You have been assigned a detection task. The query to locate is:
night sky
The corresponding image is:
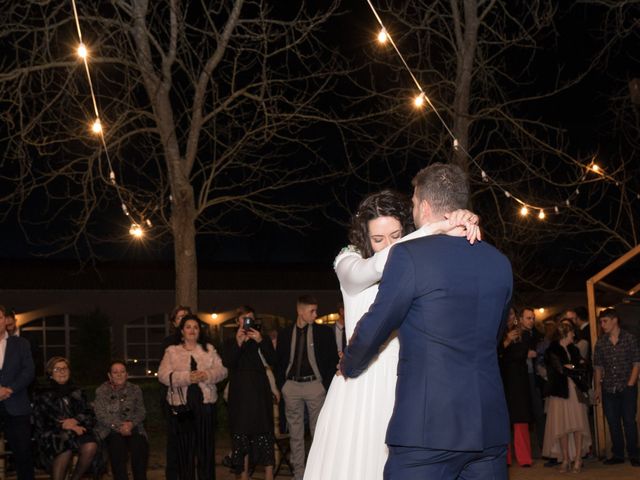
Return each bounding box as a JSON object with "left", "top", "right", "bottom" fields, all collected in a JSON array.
[{"left": 1, "top": 2, "right": 638, "bottom": 287}]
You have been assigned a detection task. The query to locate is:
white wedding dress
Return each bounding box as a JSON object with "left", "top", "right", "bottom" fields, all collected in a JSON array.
[{"left": 304, "top": 226, "right": 432, "bottom": 480}]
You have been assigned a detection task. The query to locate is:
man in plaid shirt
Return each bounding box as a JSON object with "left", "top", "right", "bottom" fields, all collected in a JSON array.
[{"left": 593, "top": 308, "right": 640, "bottom": 467}]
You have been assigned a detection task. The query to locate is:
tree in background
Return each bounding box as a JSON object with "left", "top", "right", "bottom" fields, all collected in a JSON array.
[
  {"left": 341, "top": 0, "right": 639, "bottom": 288},
  {"left": 0, "top": 0, "right": 350, "bottom": 308}
]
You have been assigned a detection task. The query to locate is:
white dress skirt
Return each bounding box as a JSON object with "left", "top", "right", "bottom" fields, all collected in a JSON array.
[{"left": 304, "top": 226, "right": 433, "bottom": 480}]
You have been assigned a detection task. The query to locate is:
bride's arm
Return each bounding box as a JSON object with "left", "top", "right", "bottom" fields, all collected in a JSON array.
[
  {"left": 336, "top": 209, "right": 479, "bottom": 296},
  {"left": 335, "top": 225, "right": 439, "bottom": 297}
]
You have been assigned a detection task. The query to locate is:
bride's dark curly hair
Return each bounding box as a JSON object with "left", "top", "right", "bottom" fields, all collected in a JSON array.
[{"left": 348, "top": 190, "right": 415, "bottom": 259}]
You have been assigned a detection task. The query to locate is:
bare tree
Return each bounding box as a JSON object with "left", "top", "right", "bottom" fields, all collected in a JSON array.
[
  {"left": 0, "top": 0, "right": 351, "bottom": 308},
  {"left": 343, "top": 0, "right": 639, "bottom": 288}
]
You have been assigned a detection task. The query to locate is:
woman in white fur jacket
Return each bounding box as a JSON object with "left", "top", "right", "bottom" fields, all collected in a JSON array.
[{"left": 159, "top": 314, "right": 228, "bottom": 480}]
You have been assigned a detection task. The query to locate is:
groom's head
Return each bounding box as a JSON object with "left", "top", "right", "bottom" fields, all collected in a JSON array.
[{"left": 412, "top": 162, "right": 469, "bottom": 228}]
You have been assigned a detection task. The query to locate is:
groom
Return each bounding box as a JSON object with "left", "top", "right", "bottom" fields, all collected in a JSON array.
[{"left": 341, "top": 163, "right": 512, "bottom": 479}]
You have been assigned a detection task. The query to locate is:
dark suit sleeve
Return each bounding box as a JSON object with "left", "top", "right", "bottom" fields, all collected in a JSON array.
[
  {"left": 6, "top": 339, "right": 35, "bottom": 393},
  {"left": 341, "top": 244, "right": 415, "bottom": 378}
]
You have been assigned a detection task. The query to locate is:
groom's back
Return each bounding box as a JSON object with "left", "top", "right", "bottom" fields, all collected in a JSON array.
[{"left": 387, "top": 234, "right": 512, "bottom": 451}]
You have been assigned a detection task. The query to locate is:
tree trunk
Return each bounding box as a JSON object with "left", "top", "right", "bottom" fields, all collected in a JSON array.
[
  {"left": 451, "top": 0, "right": 480, "bottom": 177},
  {"left": 172, "top": 185, "right": 198, "bottom": 311}
]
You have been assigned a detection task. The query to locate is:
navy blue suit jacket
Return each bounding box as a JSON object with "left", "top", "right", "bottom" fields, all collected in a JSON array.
[
  {"left": 0, "top": 335, "right": 35, "bottom": 416},
  {"left": 342, "top": 235, "right": 512, "bottom": 451}
]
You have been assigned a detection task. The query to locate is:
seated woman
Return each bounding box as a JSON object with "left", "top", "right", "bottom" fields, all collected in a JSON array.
[
  {"left": 94, "top": 360, "right": 148, "bottom": 480},
  {"left": 33, "top": 357, "right": 100, "bottom": 480},
  {"left": 158, "top": 314, "right": 228, "bottom": 480}
]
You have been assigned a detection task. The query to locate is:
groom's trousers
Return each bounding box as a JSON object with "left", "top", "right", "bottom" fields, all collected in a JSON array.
[{"left": 384, "top": 444, "right": 508, "bottom": 480}]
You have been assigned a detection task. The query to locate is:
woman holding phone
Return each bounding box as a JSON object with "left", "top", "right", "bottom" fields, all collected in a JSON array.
[{"left": 223, "top": 306, "right": 277, "bottom": 480}]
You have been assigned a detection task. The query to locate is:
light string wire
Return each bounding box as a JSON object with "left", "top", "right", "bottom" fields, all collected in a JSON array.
[
  {"left": 71, "top": 0, "right": 146, "bottom": 237},
  {"left": 365, "top": 0, "right": 634, "bottom": 218}
]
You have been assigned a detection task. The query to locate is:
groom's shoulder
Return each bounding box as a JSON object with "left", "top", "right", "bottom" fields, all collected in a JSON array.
[{"left": 403, "top": 235, "right": 510, "bottom": 264}]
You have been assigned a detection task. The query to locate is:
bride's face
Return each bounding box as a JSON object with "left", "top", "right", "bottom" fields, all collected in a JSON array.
[{"left": 368, "top": 216, "right": 403, "bottom": 253}]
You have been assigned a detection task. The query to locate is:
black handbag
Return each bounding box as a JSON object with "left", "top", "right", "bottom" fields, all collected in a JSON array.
[{"left": 169, "top": 372, "right": 194, "bottom": 422}]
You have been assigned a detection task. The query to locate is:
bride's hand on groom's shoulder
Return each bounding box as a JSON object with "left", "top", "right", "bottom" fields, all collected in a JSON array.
[{"left": 440, "top": 209, "right": 482, "bottom": 244}]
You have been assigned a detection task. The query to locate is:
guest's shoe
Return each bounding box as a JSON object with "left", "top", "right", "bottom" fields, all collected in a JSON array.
[
  {"left": 559, "top": 461, "right": 570, "bottom": 473},
  {"left": 630, "top": 458, "right": 640, "bottom": 467},
  {"left": 603, "top": 457, "right": 624, "bottom": 465},
  {"left": 544, "top": 458, "right": 560, "bottom": 467},
  {"left": 572, "top": 459, "right": 582, "bottom": 473}
]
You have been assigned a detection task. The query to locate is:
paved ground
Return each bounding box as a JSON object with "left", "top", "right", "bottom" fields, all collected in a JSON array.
[{"left": 140, "top": 447, "right": 640, "bottom": 480}]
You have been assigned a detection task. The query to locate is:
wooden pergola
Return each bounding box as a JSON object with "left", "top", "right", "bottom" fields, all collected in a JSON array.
[{"left": 586, "top": 244, "right": 640, "bottom": 457}]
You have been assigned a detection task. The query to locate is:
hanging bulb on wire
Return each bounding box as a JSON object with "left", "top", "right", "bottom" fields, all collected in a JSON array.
[
  {"left": 538, "top": 210, "right": 545, "bottom": 220},
  {"left": 91, "top": 119, "right": 102, "bottom": 134},
  {"left": 77, "top": 43, "right": 88, "bottom": 59},
  {"left": 377, "top": 28, "right": 389, "bottom": 44},
  {"left": 520, "top": 206, "right": 529, "bottom": 217},
  {"left": 414, "top": 92, "right": 426, "bottom": 108},
  {"left": 129, "top": 223, "right": 144, "bottom": 238}
]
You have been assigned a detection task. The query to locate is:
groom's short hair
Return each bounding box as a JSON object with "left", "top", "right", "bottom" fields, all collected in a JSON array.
[{"left": 412, "top": 162, "right": 469, "bottom": 214}]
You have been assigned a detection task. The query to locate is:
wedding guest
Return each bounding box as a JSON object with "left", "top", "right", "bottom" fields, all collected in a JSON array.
[
  {"left": 593, "top": 308, "right": 640, "bottom": 467},
  {"left": 33, "top": 357, "right": 100, "bottom": 480},
  {"left": 542, "top": 322, "right": 591, "bottom": 472},
  {"left": 0, "top": 305, "right": 35, "bottom": 480},
  {"left": 158, "top": 314, "right": 228, "bottom": 480},
  {"left": 95, "top": 361, "right": 148, "bottom": 480},
  {"left": 223, "top": 306, "right": 276, "bottom": 480},
  {"left": 500, "top": 308, "right": 533, "bottom": 467},
  {"left": 161, "top": 305, "right": 191, "bottom": 480},
  {"left": 275, "top": 296, "right": 338, "bottom": 480}
]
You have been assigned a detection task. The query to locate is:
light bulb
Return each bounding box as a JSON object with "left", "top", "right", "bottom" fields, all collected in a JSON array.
[
  {"left": 538, "top": 210, "right": 545, "bottom": 220},
  {"left": 91, "top": 119, "right": 102, "bottom": 134},
  {"left": 77, "top": 43, "right": 88, "bottom": 59},
  {"left": 377, "top": 28, "right": 388, "bottom": 44},
  {"left": 414, "top": 93, "right": 425, "bottom": 108},
  {"left": 211, "top": 313, "right": 218, "bottom": 320},
  {"left": 129, "top": 223, "right": 144, "bottom": 238},
  {"left": 520, "top": 206, "right": 529, "bottom": 216}
]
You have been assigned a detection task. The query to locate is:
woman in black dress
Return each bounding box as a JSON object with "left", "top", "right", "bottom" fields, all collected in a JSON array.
[
  {"left": 223, "top": 306, "right": 276, "bottom": 480},
  {"left": 499, "top": 308, "right": 534, "bottom": 467},
  {"left": 33, "top": 356, "right": 100, "bottom": 480}
]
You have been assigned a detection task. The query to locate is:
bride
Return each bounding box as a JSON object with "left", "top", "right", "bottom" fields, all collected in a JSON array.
[{"left": 304, "top": 189, "right": 479, "bottom": 479}]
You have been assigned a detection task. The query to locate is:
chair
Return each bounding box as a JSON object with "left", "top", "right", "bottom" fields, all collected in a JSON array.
[{"left": 273, "top": 403, "right": 293, "bottom": 477}]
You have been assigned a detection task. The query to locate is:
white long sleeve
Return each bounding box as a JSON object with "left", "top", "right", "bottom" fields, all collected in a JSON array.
[{"left": 334, "top": 224, "right": 436, "bottom": 297}]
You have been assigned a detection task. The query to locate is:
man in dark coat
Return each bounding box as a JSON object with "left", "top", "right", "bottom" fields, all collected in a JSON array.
[
  {"left": 0, "top": 304, "right": 35, "bottom": 480},
  {"left": 276, "top": 295, "right": 338, "bottom": 480}
]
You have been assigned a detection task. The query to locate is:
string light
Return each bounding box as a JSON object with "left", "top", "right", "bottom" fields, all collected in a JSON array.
[
  {"left": 129, "top": 223, "right": 144, "bottom": 238},
  {"left": 520, "top": 206, "right": 529, "bottom": 216},
  {"left": 77, "top": 43, "right": 88, "bottom": 59},
  {"left": 71, "top": 0, "right": 147, "bottom": 236},
  {"left": 363, "top": 0, "right": 627, "bottom": 218},
  {"left": 91, "top": 119, "right": 102, "bottom": 134},
  {"left": 377, "top": 28, "right": 389, "bottom": 44}
]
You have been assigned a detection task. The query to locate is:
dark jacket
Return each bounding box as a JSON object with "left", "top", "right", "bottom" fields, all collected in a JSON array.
[
  {"left": 500, "top": 333, "right": 533, "bottom": 423},
  {"left": 544, "top": 341, "right": 585, "bottom": 399},
  {"left": 276, "top": 323, "right": 338, "bottom": 392},
  {"left": 341, "top": 235, "right": 513, "bottom": 451},
  {"left": 0, "top": 335, "right": 35, "bottom": 416}
]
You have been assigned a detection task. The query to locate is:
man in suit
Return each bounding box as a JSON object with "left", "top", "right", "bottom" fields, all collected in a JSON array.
[
  {"left": 341, "top": 163, "right": 512, "bottom": 480},
  {"left": 276, "top": 295, "right": 338, "bottom": 480},
  {"left": 0, "top": 305, "right": 35, "bottom": 480}
]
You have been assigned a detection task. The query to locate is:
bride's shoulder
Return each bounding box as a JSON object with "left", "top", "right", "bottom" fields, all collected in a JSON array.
[{"left": 333, "top": 245, "right": 361, "bottom": 268}]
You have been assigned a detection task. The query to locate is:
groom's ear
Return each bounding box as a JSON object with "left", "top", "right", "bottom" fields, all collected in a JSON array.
[{"left": 419, "top": 198, "right": 433, "bottom": 223}]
